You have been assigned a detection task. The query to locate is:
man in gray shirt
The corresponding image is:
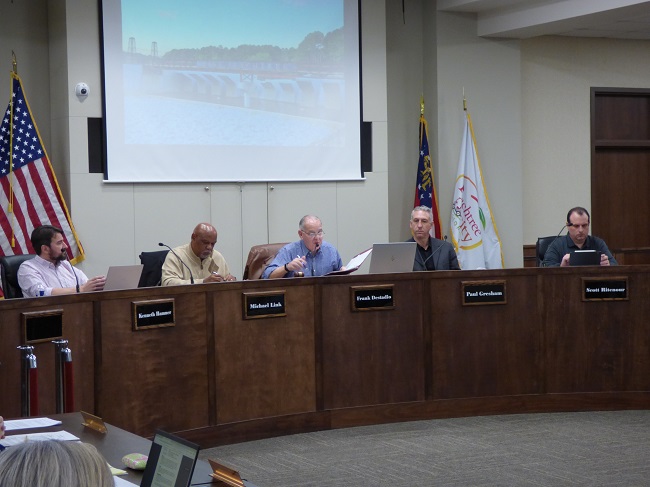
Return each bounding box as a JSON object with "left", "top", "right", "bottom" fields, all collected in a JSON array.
[{"left": 543, "top": 206, "right": 617, "bottom": 267}]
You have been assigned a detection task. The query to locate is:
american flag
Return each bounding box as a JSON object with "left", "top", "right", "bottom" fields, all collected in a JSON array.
[
  {"left": 0, "top": 72, "right": 84, "bottom": 263},
  {"left": 413, "top": 113, "right": 442, "bottom": 239}
]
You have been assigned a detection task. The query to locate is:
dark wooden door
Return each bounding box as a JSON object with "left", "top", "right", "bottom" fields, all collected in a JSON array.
[{"left": 591, "top": 88, "right": 650, "bottom": 263}]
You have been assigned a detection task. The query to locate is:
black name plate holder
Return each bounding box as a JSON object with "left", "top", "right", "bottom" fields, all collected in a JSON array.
[
  {"left": 582, "top": 277, "right": 628, "bottom": 301},
  {"left": 22, "top": 309, "right": 64, "bottom": 344},
  {"left": 351, "top": 285, "right": 395, "bottom": 311},
  {"left": 462, "top": 280, "right": 507, "bottom": 306},
  {"left": 132, "top": 299, "right": 175, "bottom": 330},
  {"left": 243, "top": 291, "right": 287, "bottom": 319}
]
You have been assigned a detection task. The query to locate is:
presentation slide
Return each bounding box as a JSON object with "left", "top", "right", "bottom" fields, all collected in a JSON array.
[{"left": 101, "top": 0, "right": 362, "bottom": 182}]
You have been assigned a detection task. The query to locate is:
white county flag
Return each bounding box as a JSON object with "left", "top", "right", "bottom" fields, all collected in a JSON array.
[{"left": 450, "top": 112, "right": 503, "bottom": 269}]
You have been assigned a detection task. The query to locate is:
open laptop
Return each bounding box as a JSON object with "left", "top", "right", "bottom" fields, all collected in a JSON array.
[
  {"left": 103, "top": 264, "right": 144, "bottom": 291},
  {"left": 140, "top": 430, "right": 200, "bottom": 487},
  {"left": 569, "top": 250, "right": 601, "bottom": 266},
  {"left": 368, "top": 242, "right": 416, "bottom": 274}
]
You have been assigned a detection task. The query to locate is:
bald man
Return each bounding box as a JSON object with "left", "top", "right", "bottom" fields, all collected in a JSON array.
[{"left": 161, "top": 223, "right": 236, "bottom": 286}]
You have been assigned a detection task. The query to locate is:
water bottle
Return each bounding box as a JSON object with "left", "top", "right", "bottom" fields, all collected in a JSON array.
[{"left": 35, "top": 284, "right": 45, "bottom": 297}]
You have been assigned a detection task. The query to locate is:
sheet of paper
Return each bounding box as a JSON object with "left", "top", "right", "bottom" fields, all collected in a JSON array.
[
  {"left": 4, "top": 417, "right": 62, "bottom": 431},
  {"left": 346, "top": 248, "right": 372, "bottom": 270},
  {"left": 114, "top": 476, "right": 139, "bottom": 486},
  {"left": 0, "top": 430, "right": 79, "bottom": 447}
]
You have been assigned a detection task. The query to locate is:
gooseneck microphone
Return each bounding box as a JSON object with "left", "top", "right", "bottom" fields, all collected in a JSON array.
[
  {"left": 420, "top": 236, "right": 446, "bottom": 270},
  {"left": 61, "top": 248, "right": 80, "bottom": 293},
  {"left": 159, "top": 242, "right": 194, "bottom": 284}
]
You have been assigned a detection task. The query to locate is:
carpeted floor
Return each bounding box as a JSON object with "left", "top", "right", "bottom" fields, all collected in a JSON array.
[{"left": 199, "top": 410, "right": 650, "bottom": 486}]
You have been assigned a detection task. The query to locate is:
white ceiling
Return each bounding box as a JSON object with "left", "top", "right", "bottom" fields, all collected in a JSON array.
[{"left": 437, "top": 0, "right": 650, "bottom": 39}]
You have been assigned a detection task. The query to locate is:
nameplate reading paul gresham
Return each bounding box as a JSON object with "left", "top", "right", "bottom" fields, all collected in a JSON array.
[
  {"left": 243, "top": 291, "right": 286, "bottom": 319},
  {"left": 132, "top": 299, "right": 175, "bottom": 330},
  {"left": 351, "top": 285, "right": 394, "bottom": 311},
  {"left": 582, "top": 277, "right": 628, "bottom": 301},
  {"left": 462, "top": 281, "right": 507, "bottom": 306}
]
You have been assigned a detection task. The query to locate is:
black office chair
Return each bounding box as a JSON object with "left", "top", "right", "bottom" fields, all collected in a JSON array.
[
  {"left": 138, "top": 250, "right": 169, "bottom": 287},
  {"left": 0, "top": 254, "right": 37, "bottom": 298},
  {"left": 535, "top": 236, "right": 557, "bottom": 267}
]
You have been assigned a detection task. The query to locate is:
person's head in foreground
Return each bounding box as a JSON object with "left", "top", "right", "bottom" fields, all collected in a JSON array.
[{"left": 0, "top": 440, "right": 113, "bottom": 487}]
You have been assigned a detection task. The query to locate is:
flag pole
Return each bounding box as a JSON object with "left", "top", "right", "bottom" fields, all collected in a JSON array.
[{"left": 8, "top": 53, "right": 18, "bottom": 247}]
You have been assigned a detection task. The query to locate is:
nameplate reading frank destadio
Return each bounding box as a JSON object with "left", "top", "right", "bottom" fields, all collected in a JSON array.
[
  {"left": 243, "top": 291, "right": 286, "bottom": 319},
  {"left": 582, "top": 277, "right": 628, "bottom": 301},
  {"left": 132, "top": 299, "right": 175, "bottom": 330},
  {"left": 351, "top": 285, "right": 394, "bottom": 311},
  {"left": 462, "top": 281, "right": 507, "bottom": 306}
]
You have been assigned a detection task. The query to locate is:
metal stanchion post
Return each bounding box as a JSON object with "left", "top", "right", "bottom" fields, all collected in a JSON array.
[
  {"left": 17, "top": 345, "right": 38, "bottom": 417},
  {"left": 52, "top": 339, "right": 73, "bottom": 413}
]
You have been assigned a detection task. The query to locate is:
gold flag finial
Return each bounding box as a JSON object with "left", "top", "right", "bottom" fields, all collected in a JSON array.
[
  {"left": 420, "top": 95, "right": 425, "bottom": 116},
  {"left": 12, "top": 51, "right": 17, "bottom": 74},
  {"left": 463, "top": 87, "right": 467, "bottom": 111}
]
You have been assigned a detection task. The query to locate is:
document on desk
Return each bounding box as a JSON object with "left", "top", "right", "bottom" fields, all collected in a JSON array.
[
  {"left": 0, "top": 430, "right": 79, "bottom": 447},
  {"left": 326, "top": 248, "right": 372, "bottom": 275},
  {"left": 4, "top": 417, "right": 62, "bottom": 431},
  {"left": 114, "top": 476, "right": 138, "bottom": 486}
]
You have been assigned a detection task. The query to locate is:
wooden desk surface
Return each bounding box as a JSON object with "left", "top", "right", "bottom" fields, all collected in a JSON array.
[{"left": 2, "top": 267, "right": 650, "bottom": 448}]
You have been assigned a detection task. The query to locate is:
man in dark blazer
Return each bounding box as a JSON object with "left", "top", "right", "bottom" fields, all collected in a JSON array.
[{"left": 408, "top": 206, "right": 460, "bottom": 271}]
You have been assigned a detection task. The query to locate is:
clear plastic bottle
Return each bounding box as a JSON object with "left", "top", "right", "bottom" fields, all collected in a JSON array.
[{"left": 35, "top": 284, "right": 45, "bottom": 297}]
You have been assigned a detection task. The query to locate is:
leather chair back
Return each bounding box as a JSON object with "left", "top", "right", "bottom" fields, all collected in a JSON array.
[
  {"left": 138, "top": 250, "right": 169, "bottom": 287},
  {"left": 0, "top": 254, "right": 37, "bottom": 298},
  {"left": 536, "top": 236, "right": 557, "bottom": 267},
  {"left": 243, "top": 243, "right": 288, "bottom": 280}
]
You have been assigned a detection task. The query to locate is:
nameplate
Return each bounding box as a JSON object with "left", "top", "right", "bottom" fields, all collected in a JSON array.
[
  {"left": 132, "top": 299, "right": 175, "bottom": 330},
  {"left": 582, "top": 277, "right": 628, "bottom": 301},
  {"left": 22, "top": 309, "right": 64, "bottom": 344},
  {"left": 351, "top": 285, "right": 394, "bottom": 311},
  {"left": 243, "top": 291, "right": 286, "bottom": 319},
  {"left": 462, "top": 281, "right": 507, "bottom": 306}
]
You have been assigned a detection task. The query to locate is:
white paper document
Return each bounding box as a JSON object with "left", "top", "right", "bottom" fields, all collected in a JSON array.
[
  {"left": 4, "top": 417, "right": 62, "bottom": 431},
  {"left": 0, "top": 430, "right": 79, "bottom": 447}
]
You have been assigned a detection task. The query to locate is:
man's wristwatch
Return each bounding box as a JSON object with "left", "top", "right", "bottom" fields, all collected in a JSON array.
[{"left": 284, "top": 263, "right": 289, "bottom": 273}]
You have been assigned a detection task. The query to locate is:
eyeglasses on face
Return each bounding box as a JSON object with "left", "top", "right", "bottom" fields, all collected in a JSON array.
[{"left": 303, "top": 230, "right": 324, "bottom": 238}]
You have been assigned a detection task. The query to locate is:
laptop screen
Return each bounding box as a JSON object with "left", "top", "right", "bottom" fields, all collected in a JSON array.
[
  {"left": 103, "top": 264, "right": 144, "bottom": 291},
  {"left": 368, "top": 242, "right": 416, "bottom": 274},
  {"left": 140, "top": 430, "right": 200, "bottom": 487}
]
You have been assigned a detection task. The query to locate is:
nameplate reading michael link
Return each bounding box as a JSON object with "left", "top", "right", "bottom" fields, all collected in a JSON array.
[
  {"left": 243, "top": 291, "right": 286, "bottom": 319},
  {"left": 351, "top": 285, "right": 394, "bottom": 311},
  {"left": 462, "top": 281, "right": 507, "bottom": 306},
  {"left": 132, "top": 299, "right": 175, "bottom": 330},
  {"left": 582, "top": 277, "right": 628, "bottom": 301}
]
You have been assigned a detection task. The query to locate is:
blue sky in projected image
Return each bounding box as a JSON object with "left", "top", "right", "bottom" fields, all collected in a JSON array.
[{"left": 122, "top": 0, "right": 343, "bottom": 55}]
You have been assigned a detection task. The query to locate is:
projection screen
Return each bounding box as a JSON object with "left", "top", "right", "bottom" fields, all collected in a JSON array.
[{"left": 100, "top": 0, "right": 362, "bottom": 182}]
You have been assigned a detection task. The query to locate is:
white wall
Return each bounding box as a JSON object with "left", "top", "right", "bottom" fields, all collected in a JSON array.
[
  {"left": 49, "top": 0, "right": 389, "bottom": 279},
  {"left": 435, "top": 11, "right": 523, "bottom": 268},
  {"left": 521, "top": 35, "right": 650, "bottom": 243}
]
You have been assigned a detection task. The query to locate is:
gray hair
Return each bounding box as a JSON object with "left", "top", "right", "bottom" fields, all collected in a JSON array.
[
  {"left": 411, "top": 206, "right": 433, "bottom": 221},
  {"left": 0, "top": 440, "right": 113, "bottom": 487},
  {"left": 299, "top": 215, "right": 321, "bottom": 231}
]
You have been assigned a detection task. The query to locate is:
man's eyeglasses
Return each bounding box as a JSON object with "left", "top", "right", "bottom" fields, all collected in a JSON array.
[{"left": 304, "top": 230, "right": 324, "bottom": 238}]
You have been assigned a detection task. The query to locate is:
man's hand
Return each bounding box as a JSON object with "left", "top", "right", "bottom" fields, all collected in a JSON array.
[
  {"left": 81, "top": 276, "right": 106, "bottom": 292},
  {"left": 560, "top": 254, "right": 571, "bottom": 267},
  {"left": 204, "top": 272, "right": 237, "bottom": 283},
  {"left": 600, "top": 254, "right": 611, "bottom": 266},
  {"left": 286, "top": 256, "right": 307, "bottom": 272}
]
